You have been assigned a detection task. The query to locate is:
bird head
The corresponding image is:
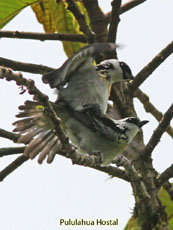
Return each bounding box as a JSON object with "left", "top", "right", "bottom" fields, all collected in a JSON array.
[
  {"left": 120, "top": 117, "right": 149, "bottom": 142},
  {"left": 96, "top": 59, "right": 134, "bottom": 84}
]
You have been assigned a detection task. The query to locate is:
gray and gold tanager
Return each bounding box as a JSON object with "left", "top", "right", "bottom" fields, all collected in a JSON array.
[
  {"left": 13, "top": 101, "right": 148, "bottom": 165},
  {"left": 42, "top": 43, "right": 133, "bottom": 115}
]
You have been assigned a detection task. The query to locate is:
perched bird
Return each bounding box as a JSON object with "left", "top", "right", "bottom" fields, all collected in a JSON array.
[
  {"left": 42, "top": 43, "right": 133, "bottom": 115},
  {"left": 13, "top": 100, "right": 148, "bottom": 165}
]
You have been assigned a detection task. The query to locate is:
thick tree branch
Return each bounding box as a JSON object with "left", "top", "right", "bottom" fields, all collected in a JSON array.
[
  {"left": 115, "top": 156, "right": 150, "bottom": 200},
  {"left": 0, "top": 147, "right": 25, "bottom": 157},
  {"left": 134, "top": 88, "right": 173, "bottom": 138},
  {"left": 0, "top": 128, "right": 19, "bottom": 142},
  {"left": 115, "top": 156, "right": 159, "bottom": 229},
  {"left": 157, "top": 164, "right": 173, "bottom": 188},
  {"left": 128, "top": 41, "right": 173, "bottom": 95},
  {"left": 82, "top": 0, "right": 107, "bottom": 42},
  {"left": 0, "top": 57, "right": 54, "bottom": 74},
  {"left": 0, "top": 155, "right": 29, "bottom": 182},
  {"left": 105, "top": 0, "right": 146, "bottom": 23},
  {"left": 0, "top": 30, "right": 87, "bottom": 43},
  {"left": 66, "top": 0, "right": 94, "bottom": 40},
  {"left": 108, "top": 0, "right": 122, "bottom": 47},
  {"left": 142, "top": 103, "right": 173, "bottom": 158}
]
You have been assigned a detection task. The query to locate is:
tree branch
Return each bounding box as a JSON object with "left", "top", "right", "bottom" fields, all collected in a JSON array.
[
  {"left": 142, "top": 103, "right": 173, "bottom": 158},
  {"left": 105, "top": 0, "right": 147, "bottom": 23},
  {"left": 115, "top": 156, "right": 159, "bottom": 229},
  {"left": 66, "top": 0, "right": 94, "bottom": 40},
  {"left": 134, "top": 88, "right": 173, "bottom": 138},
  {"left": 128, "top": 41, "right": 173, "bottom": 95},
  {"left": 0, "top": 155, "right": 29, "bottom": 182},
  {"left": 82, "top": 0, "right": 107, "bottom": 42},
  {"left": 157, "top": 164, "right": 173, "bottom": 188},
  {"left": 0, "top": 30, "right": 87, "bottom": 43},
  {"left": 0, "top": 145, "right": 130, "bottom": 182},
  {"left": 0, "top": 147, "right": 25, "bottom": 157},
  {"left": 0, "top": 57, "right": 54, "bottom": 74},
  {"left": 0, "top": 128, "right": 19, "bottom": 142},
  {"left": 108, "top": 0, "right": 122, "bottom": 47},
  {"left": 120, "top": 0, "right": 146, "bottom": 14},
  {"left": 115, "top": 156, "right": 150, "bottom": 200}
]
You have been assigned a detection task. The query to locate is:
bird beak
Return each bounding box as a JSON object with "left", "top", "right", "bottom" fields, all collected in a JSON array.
[{"left": 138, "top": 120, "right": 149, "bottom": 128}]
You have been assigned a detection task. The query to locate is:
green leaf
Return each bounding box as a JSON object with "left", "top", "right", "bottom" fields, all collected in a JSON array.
[
  {"left": 31, "top": 1, "right": 55, "bottom": 33},
  {"left": 47, "top": 0, "right": 84, "bottom": 57},
  {"left": 0, "top": 0, "right": 37, "bottom": 29}
]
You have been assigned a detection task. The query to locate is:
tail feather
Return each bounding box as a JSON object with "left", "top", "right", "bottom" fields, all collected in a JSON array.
[
  {"left": 13, "top": 100, "right": 60, "bottom": 164},
  {"left": 26, "top": 130, "right": 52, "bottom": 159},
  {"left": 38, "top": 136, "right": 59, "bottom": 164},
  {"left": 18, "top": 127, "right": 43, "bottom": 144}
]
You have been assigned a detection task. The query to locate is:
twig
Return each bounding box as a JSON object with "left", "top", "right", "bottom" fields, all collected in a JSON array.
[
  {"left": 105, "top": 0, "right": 147, "bottom": 22},
  {"left": 157, "top": 164, "right": 173, "bottom": 188},
  {"left": 0, "top": 128, "right": 19, "bottom": 142},
  {"left": 0, "top": 57, "right": 54, "bottom": 74},
  {"left": 142, "top": 103, "right": 173, "bottom": 158},
  {"left": 108, "top": 0, "right": 122, "bottom": 47},
  {"left": 0, "top": 144, "right": 129, "bottom": 182},
  {"left": 82, "top": 0, "right": 107, "bottom": 42},
  {"left": 0, "top": 147, "right": 25, "bottom": 157},
  {"left": 0, "top": 155, "right": 29, "bottom": 182},
  {"left": 115, "top": 156, "right": 150, "bottom": 200},
  {"left": 120, "top": 0, "right": 146, "bottom": 14},
  {"left": 66, "top": 0, "right": 94, "bottom": 40},
  {"left": 128, "top": 41, "right": 173, "bottom": 95},
  {"left": 0, "top": 30, "right": 87, "bottom": 43},
  {"left": 134, "top": 88, "right": 173, "bottom": 138}
]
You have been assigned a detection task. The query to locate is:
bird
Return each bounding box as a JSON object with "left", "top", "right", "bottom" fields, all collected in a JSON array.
[
  {"left": 13, "top": 100, "right": 148, "bottom": 165},
  {"left": 42, "top": 43, "right": 134, "bottom": 115}
]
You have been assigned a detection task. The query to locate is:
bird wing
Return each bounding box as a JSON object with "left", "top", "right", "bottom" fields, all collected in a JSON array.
[
  {"left": 42, "top": 43, "right": 116, "bottom": 88},
  {"left": 90, "top": 115, "right": 127, "bottom": 141},
  {"left": 70, "top": 111, "right": 126, "bottom": 141}
]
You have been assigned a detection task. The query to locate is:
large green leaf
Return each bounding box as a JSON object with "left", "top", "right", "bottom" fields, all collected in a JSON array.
[
  {"left": 31, "top": 1, "right": 55, "bottom": 33},
  {"left": 0, "top": 0, "right": 37, "bottom": 29},
  {"left": 31, "top": 0, "right": 87, "bottom": 57},
  {"left": 47, "top": 0, "right": 84, "bottom": 57}
]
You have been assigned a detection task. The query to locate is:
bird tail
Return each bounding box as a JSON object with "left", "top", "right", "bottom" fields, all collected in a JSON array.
[{"left": 13, "top": 100, "right": 63, "bottom": 164}]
